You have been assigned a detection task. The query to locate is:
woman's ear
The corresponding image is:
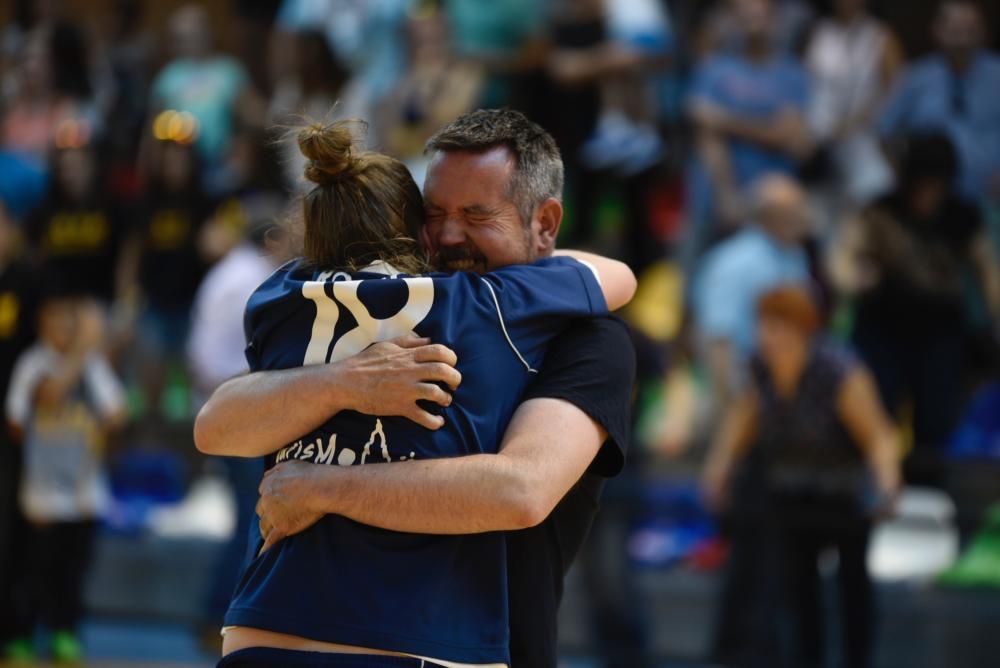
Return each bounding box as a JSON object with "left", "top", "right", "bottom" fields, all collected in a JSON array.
[{"left": 533, "top": 198, "right": 563, "bottom": 255}]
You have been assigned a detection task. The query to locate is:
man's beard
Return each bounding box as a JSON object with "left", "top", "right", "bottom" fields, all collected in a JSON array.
[
  {"left": 433, "top": 246, "right": 490, "bottom": 274},
  {"left": 432, "top": 230, "right": 535, "bottom": 274}
]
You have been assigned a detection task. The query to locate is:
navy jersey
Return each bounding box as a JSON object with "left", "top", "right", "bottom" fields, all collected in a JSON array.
[{"left": 224, "top": 256, "right": 606, "bottom": 665}]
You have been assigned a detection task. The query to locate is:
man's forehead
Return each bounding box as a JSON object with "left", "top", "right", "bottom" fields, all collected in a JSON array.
[{"left": 425, "top": 148, "right": 514, "bottom": 197}]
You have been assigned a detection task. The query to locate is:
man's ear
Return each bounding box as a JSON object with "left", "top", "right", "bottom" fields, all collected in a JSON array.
[{"left": 533, "top": 198, "right": 563, "bottom": 255}]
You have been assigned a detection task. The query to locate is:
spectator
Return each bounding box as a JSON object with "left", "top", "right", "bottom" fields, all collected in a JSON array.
[
  {"left": 692, "top": 173, "right": 812, "bottom": 413},
  {"left": 880, "top": 0, "right": 1000, "bottom": 202},
  {"left": 573, "top": 0, "right": 672, "bottom": 177},
  {"left": 2, "top": 23, "right": 100, "bottom": 166},
  {"left": 268, "top": 29, "right": 350, "bottom": 190},
  {"left": 198, "top": 128, "right": 289, "bottom": 263},
  {"left": 377, "top": 5, "right": 482, "bottom": 186},
  {"left": 119, "top": 135, "right": 211, "bottom": 425},
  {"left": 702, "top": 284, "right": 899, "bottom": 668},
  {"left": 806, "top": 0, "right": 903, "bottom": 212},
  {"left": 828, "top": 132, "right": 1000, "bottom": 484},
  {"left": 149, "top": 5, "right": 263, "bottom": 177},
  {"left": 685, "top": 0, "right": 812, "bottom": 266},
  {"left": 187, "top": 198, "right": 294, "bottom": 641},
  {"left": 542, "top": 0, "right": 672, "bottom": 265},
  {"left": 270, "top": 0, "right": 413, "bottom": 143},
  {"left": 0, "top": 199, "right": 39, "bottom": 661},
  {"left": 444, "top": 0, "right": 548, "bottom": 109},
  {"left": 27, "top": 130, "right": 125, "bottom": 305},
  {"left": 101, "top": 0, "right": 155, "bottom": 202},
  {"left": 696, "top": 0, "right": 815, "bottom": 60},
  {"left": 5, "top": 291, "right": 125, "bottom": 663}
]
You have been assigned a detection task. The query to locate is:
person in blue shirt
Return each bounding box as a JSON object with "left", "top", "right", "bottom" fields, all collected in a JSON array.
[
  {"left": 879, "top": 0, "right": 1000, "bottom": 202},
  {"left": 198, "top": 114, "right": 636, "bottom": 668},
  {"left": 692, "top": 173, "right": 812, "bottom": 414},
  {"left": 684, "top": 0, "right": 812, "bottom": 268}
]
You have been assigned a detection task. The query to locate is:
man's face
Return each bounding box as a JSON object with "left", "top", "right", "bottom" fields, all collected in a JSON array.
[
  {"left": 935, "top": 3, "right": 984, "bottom": 58},
  {"left": 735, "top": 0, "right": 774, "bottom": 41},
  {"left": 421, "top": 148, "right": 536, "bottom": 273}
]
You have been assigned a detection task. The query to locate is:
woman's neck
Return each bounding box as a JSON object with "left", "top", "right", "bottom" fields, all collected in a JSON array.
[{"left": 769, "top": 344, "right": 810, "bottom": 397}]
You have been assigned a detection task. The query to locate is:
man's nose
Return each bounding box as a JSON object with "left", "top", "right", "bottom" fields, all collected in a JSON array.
[{"left": 436, "top": 217, "right": 467, "bottom": 246}]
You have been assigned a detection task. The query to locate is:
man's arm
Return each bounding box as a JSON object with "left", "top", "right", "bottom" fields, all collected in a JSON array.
[
  {"left": 194, "top": 336, "right": 461, "bottom": 457},
  {"left": 692, "top": 100, "right": 812, "bottom": 158},
  {"left": 257, "top": 397, "right": 606, "bottom": 550}
]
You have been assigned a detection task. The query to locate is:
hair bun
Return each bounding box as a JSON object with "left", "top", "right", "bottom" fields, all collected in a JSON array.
[{"left": 298, "top": 120, "right": 362, "bottom": 186}]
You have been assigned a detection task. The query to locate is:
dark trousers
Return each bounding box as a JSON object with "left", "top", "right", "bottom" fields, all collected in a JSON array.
[
  {"left": 852, "top": 318, "right": 963, "bottom": 485},
  {"left": 578, "top": 474, "right": 652, "bottom": 668},
  {"left": 710, "top": 520, "right": 783, "bottom": 668},
  {"left": 218, "top": 647, "right": 445, "bottom": 667},
  {"left": 0, "top": 441, "right": 32, "bottom": 641},
  {"left": 778, "top": 515, "right": 873, "bottom": 668},
  {"left": 26, "top": 519, "right": 97, "bottom": 631}
]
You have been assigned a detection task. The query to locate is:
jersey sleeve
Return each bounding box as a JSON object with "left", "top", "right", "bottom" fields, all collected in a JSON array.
[{"left": 478, "top": 256, "right": 608, "bottom": 372}]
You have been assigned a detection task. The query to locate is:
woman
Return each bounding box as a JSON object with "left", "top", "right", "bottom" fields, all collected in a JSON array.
[
  {"left": 702, "top": 284, "right": 899, "bottom": 668},
  {"left": 829, "top": 132, "right": 1000, "bottom": 483},
  {"left": 211, "top": 119, "right": 635, "bottom": 668},
  {"left": 27, "top": 127, "right": 123, "bottom": 305}
]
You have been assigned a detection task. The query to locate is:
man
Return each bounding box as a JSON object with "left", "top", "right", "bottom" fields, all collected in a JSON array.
[
  {"left": 194, "top": 109, "right": 636, "bottom": 667},
  {"left": 880, "top": 0, "right": 1000, "bottom": 202},
  {"left": 692, "top": 173, "right": 811, "bottom": 416},
  {"left": 684, "top": 0, "right": 811, "bottom": 266}
]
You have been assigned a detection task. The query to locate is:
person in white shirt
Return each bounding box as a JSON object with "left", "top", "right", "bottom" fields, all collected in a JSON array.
[{"left": 5, "top": 290, "right": 125, "bottom": 663}]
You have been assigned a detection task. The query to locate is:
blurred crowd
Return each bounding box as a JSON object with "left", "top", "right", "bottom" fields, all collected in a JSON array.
[{"left": 0, "top": 0, "right": 999, "bottom": 666}]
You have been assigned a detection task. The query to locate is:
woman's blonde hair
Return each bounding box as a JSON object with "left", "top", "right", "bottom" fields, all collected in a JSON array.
[{"left": 296, "top": 119, "right": 428, "bottom": 274}]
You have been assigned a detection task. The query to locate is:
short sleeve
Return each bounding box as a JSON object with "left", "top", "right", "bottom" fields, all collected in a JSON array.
[
  {"left": 479, "top": 256, "right": 608, "bottom": 370},
  {"left": 692, "top": 252, "right": 743, "bottom": 341},
  {"left": 523, "top": 317, "right": 636, "bottom": 477},
  {"left": 84, "top": 356, "right": 126, "bottom": 420}
]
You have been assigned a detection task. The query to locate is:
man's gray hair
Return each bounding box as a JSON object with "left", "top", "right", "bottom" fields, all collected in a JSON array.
[{"left": 425, "top": 109, "right": 564, "bottom": 225}]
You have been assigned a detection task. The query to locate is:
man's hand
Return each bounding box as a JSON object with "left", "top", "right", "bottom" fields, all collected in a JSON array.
[
  {"left": 341, "top": 335, "right": 462, "bottom": 430},
  {"left": 257, "top": 461, "right": 326, "bottom": 554}
]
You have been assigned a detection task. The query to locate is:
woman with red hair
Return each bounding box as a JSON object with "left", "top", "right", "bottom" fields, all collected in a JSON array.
[{"left": 702, "top": 283, "right": 900, "bottom": 668}]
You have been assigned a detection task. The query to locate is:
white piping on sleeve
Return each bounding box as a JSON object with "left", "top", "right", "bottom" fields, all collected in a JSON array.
[
  {"left": 480, "top": 278, "right": 538, "bottom": 374},
  {"left": 576, "top": 258, "right": 602, "bottom": 287}
]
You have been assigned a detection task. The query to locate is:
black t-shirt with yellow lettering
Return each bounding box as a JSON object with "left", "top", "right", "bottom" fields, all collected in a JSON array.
[
  {"left": 137, "top": 191, "right": 211, "bottom": 310},
  {"left": 29, "top": 200, "right": 122, "bottom": 302}
]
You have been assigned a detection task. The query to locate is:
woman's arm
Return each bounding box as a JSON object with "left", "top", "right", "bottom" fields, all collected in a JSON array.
[
  {"left": 837, "top": 366, "right": 901, "bottom": 505},
  {"left": 700, "top": 388, "right": 759, "bottom": 511},
  {"left": 553, "top": 250, "right": 637, "bottom": 310},
  {"left": 194, "top": 336, "right": 461, "bottom": 457}
]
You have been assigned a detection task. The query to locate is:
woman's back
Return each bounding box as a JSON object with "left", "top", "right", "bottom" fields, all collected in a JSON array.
[{"left": 225, "top": 256, "right": 606, "bottom": 665}]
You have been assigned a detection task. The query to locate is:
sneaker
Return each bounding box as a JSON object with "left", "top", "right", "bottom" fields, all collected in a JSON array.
[
  {"left": 51, "top": 630, "right": 83, "bottom": 663},
  {"left": 3, "top": 637, "right": 35, "bottom": 661}
]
